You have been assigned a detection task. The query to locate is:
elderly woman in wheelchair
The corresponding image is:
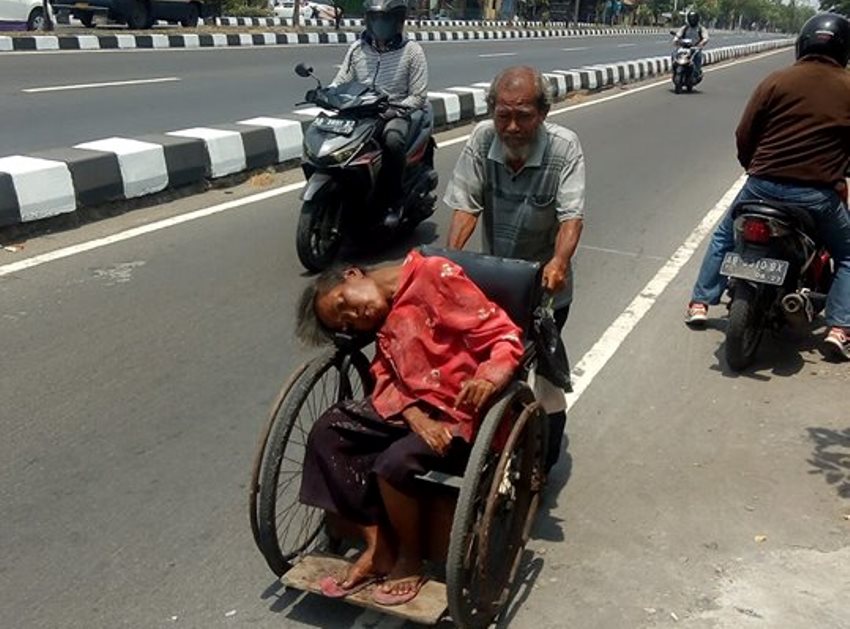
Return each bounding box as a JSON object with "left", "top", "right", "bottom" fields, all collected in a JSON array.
[
  {"left": 251, "top": 246, "right": 558, "bottom": 626},
  {"left": 294, "top": 249, "right": 525, "bottom": 606}
]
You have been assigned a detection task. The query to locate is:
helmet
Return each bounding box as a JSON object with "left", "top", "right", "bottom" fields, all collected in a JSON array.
[
  {"left": 796, "top": 12, "right": 850, "bottom": 67},
  {"left": 363, "top": 0, "right": 407, "bottom": 44},
  {"left": 686, "top": 10, "right": 700, "bottom": 28}
]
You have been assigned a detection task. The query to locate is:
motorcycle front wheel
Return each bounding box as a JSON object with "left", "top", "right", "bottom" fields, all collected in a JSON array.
[
  {"left": 725, "top": 282, "right": 765, "bottom": 371},
  {"left": 296, "top": 198, "right": 343, "bottom": 273},
  {"left": 673, "top": 69, "right": 684, "bottom": 94}
]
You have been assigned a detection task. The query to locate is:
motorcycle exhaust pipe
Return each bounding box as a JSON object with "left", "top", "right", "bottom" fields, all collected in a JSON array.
[{"left": 781, "top": 293, "right": 805, "bottom": 315}]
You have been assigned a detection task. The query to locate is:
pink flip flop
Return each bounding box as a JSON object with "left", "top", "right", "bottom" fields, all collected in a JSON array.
[
  {"left": 318, "top": 574, "right": 381, "bottom": 599},
  {"left": 371, "top": 576, "right": 428, "bottom": 606}
]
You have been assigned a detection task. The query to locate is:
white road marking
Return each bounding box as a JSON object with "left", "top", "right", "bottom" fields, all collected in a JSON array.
[
  {"left": 562, "top": 46, "right": 589, "bottom": 51},
  {"left": 0, "top": 47, "right": 788, "bottom": 279},
  {"left": 478, "top": 52, "right": 517, "bottom": 58},
  {"left": 23, "top": 77, "right": 180, "bottom": 93},
  {"left": 617, "top": 43, "right": 637, "bottom": 47},
  {"left": 565, "top": 174, "right": 747, "bottom": 408}
]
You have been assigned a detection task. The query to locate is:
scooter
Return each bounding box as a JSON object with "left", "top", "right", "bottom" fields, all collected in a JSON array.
[
  {"left": 293, "top": 62, "right": 438, "bottom": 272},
  {"left": 670, "top": 31, "right": 701, "bottom": 94}
]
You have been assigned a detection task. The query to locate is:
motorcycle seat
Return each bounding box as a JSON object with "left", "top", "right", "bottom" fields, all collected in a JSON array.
[{"left": 732, "top": 201, "right": 817, "bottom": 237}]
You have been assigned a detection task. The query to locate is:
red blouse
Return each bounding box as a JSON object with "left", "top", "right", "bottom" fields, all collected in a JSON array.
[{"left": 370, "top": 251, "right": 524, "bottom": 441}]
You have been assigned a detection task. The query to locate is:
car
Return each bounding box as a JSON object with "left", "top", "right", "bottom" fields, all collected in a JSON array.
[
  {"left": 272, "top": 0, "right": 336, "bottom": 21},
  {"left": 0, "top": 0, "right": 47, "bottom": 31},
  {"left": 51, "top": 0, "right": 213, "bottom": 29}
]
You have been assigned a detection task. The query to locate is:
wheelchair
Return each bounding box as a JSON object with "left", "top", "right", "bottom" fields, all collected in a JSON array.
[{"left": 249, "top": 246, "right": 551, "bottom": 627}]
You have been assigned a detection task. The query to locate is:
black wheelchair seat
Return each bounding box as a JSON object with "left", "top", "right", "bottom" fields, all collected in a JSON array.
[{"left": 419, "top": 246, "right": 542, "bottom": 333}]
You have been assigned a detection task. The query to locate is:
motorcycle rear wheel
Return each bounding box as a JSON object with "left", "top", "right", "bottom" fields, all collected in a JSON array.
[
  {"left": 725, "top": 283, "right": 765, "bottom": 371},
  {"left": 296, "top": 198, "right": 343, "bottom": 273}
]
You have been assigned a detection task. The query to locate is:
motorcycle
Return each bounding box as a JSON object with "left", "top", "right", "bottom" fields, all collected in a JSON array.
[
  {"left": 293, "top": 62, "right": 438, "bottom": 272},
  {"left": 720, "top": 200, "right": 836, "bottom": 371},
  {"left": 670, "top": 31, "right": 701, "bottom": 94}
]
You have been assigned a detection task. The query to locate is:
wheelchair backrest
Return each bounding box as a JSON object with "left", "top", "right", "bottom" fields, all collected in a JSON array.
[{"left": 419, "top": 246, "right": 543, "bottom": 333}]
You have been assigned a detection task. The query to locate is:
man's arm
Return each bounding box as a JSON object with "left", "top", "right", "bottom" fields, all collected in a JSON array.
[
  {"left": 698, "top": 26, "right": 709, "bottom": 48},
  {"left": 443, "top": 127, "right": 488, "bottom": 248},
  {"left": 543, "top": 219, "right": 583, "bottom": 292},
  {"left": 398, "top": 42, "right": 428, "bottom": 110},
  {"left": 330, "top": 43, "right": 356, "bottom": 86},
  {"left": 544, "top": 136, "right": 586, "bottom": 292},
  {"left": 447, "top": 210, "right": 479, "bottom": 250},
  {"left": 736, "top": 80, "right": 771, "bottom": 170}
]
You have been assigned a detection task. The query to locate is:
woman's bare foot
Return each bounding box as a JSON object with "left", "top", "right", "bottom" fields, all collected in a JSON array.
[{"left": 336, "top": 548, "right": 393, "bottom": 589}]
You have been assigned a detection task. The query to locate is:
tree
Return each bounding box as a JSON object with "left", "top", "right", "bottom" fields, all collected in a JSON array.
[{"left": 821, "top": 0, "right": 850, "bottom": 15}]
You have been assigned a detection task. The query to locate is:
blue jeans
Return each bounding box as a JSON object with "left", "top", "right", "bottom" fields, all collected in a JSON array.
[{"left": 691, "top": 176, "right": 850, "bottom": 327}]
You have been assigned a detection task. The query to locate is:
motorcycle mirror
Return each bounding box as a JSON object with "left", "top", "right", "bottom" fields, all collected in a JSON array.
[
  {"left": 669, "top": 30, "right": 677, "bottom": 36},
  {"left": 295, "top": 63, "right": 313, "bottom": 78}
]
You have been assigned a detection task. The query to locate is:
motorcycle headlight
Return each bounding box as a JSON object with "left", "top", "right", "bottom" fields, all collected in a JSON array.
[{"left": 330, "top": 145, "right": 358, "bottom": 164}]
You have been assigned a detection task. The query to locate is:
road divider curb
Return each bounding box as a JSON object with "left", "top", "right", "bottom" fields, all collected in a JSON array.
[
  {"left": 0, "top": 39, "right": 792, "bottom": 232},
  {"left": 0, "top": 26, "right": 670, "bottom": 53}
]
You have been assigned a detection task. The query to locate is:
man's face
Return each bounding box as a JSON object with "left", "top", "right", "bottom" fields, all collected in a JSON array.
[{"left": 492, "top": 80, "right": 546, "bottom": 158}]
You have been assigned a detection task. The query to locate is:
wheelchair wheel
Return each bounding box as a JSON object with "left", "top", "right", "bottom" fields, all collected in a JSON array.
[
  {"left": 446, "top": 382, "right": 546, "bottom": 629},
  {"left": 254, "top": 348, "right": 373, "bottom": 577}
]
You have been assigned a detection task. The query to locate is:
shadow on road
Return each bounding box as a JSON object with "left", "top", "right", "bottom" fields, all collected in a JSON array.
[
  {"left": 700, "top": 316, "right": 826, "bottom": 380},
  {"left": 806, "top": 426, "right": 850, "bottom": 499}
]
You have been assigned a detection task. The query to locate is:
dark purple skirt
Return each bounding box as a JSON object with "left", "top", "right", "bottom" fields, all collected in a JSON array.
[{"left": 299, "top": 399, "right": 469, "bottom": 525}]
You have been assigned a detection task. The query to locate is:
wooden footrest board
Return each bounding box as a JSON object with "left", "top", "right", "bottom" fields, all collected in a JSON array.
[{"left": 281, "top": 553, "right": 448, "bottom": 625}]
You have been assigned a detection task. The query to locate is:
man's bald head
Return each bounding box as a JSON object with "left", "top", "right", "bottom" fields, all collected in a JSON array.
[{"left": 486, "top": 66, "right": 553, "bottom": 115}]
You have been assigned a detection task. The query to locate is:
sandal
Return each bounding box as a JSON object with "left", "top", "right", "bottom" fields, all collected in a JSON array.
[
  {"left": 319, "top": 574, "right": 382, "bottom": 599},
  {"left": 371, "top": 576, "right": 429, "bottom": 606}
]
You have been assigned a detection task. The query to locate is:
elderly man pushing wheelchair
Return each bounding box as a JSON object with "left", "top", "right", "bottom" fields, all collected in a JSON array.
[{"left": 444, "top": 65, "right": 588, "bottom": 474}]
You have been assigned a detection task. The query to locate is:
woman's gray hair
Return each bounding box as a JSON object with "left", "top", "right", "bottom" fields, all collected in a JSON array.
[
  {"left": 295, "top": 266, "right": 356, "bottom": 347},
  {"left": 486, "top": 66, "right": 554, "bottom": 114}
]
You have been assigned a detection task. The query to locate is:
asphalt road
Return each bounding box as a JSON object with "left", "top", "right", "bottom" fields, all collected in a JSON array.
[
  {"left": 2, "top": 48, "right": 848, "bottom": 629},
  {"left": 0, "top": 31, "right": 774, "bottom": 156}
]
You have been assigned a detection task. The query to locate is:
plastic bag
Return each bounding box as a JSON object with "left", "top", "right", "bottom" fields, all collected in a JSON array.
[{"left": 532, "top": 297, "right": 572, "bottom": 392}]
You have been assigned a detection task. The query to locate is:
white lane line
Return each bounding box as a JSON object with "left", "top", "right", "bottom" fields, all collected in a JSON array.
[
  {"left": 0, "top": 47, "right": 788, "bottom": 278},
  {"left": 617, "top": 43, "right": 637, "bottom": 47},
  {"left": 0, "top": 183, "right": 304, "bottom": 277},
  {"left": 23, "top": 77, "right": 180, "bottom": 93},
  {"left": 565, "top": 174, "right": 747, "bottom": 408},
  {"left": 478, "top": 52, "right": 517, "bottom": 58},
  {"left": 561, "top": 46, "right": 589, "bottom": 51}
]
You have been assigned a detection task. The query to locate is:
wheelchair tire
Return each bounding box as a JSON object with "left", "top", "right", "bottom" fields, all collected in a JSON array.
[
  {"left": 254, "top": 348, "right": 372, "bottom": 577},
  {"left": 446, "top": 382, "right": 546, "bottom": 629}
]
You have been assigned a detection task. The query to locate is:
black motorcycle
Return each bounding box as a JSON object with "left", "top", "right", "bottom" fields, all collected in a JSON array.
[
  {"left": 293, "top": 62, "right": 438, "bottom": 272},
  {"left": 720, "top": 200, "right": 834, "bottom": 371},
  {"left": 670, "top": 32, "right": 701, "bottom": 94}
]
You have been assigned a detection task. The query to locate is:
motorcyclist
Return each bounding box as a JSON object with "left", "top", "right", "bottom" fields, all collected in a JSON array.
[
  {"left": 685, "top": 13, "right": 850, "bottom": 361},
  {"left": 674, "top": 10, "right": 709, "bottom": 79},
  {"left": 330, "top": 0, "right": 429, "bottom": 228}
]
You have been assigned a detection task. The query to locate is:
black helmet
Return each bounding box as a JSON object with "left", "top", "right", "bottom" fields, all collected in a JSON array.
[
  {"left": 686, "top": 10, "right": 699, "bottom": 27},
  {"left": 363, "top": 0, "right": 407, "bottom": 44},
  {"left": 796, "top": 12, "right": 850, "bottom": 67}
]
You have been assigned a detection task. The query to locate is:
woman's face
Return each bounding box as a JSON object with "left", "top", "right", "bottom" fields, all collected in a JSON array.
[{"left": 315, "top": 268, "right": 390, "bottom": 334}]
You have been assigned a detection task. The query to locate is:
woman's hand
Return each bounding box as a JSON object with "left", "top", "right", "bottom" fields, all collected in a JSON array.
[
  {"left": 403, "top": 408, "right": 453, "bottom": 455},
  {"left": 455, "top": 379, "right": 496, "bottom": 413}
]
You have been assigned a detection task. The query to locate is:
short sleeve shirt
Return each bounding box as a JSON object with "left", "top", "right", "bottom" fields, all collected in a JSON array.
[{"left": 442, "top": 120, "right": 586, "bottom": 308}]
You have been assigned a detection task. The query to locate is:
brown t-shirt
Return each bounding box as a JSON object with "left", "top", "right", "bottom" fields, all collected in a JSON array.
[{"left": 736, "top": 55, "right": 850, "bottom": 185}]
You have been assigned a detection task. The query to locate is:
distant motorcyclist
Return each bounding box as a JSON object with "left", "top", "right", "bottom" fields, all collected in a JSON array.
[
  {"left": 674, "top": 10, "right": 709, "bottom": 79},
  {"left": 330, "top": 0, "right": 429, "bottom": 227},
  {"left": 685, "top": 13, "right": 850, "bottom": 361}
]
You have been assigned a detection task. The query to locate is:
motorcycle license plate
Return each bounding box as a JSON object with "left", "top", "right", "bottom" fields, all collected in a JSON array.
[
  {"left": 720, "top": 252, "right": 789, "bottom": 286},
  {"left": 313, "top": 117, "right": 356, "bottom": 136}
]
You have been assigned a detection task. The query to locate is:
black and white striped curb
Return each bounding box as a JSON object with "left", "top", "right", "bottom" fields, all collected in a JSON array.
[
  {"left": 211, "top": 17, "right": 619, "bottom": 28},
  {"left": 0, "top": 26, "right": 665, "bottom": 52},
  {"left": 0, "top": 39, "right": 792, "bottom": 229}
]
